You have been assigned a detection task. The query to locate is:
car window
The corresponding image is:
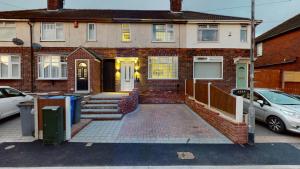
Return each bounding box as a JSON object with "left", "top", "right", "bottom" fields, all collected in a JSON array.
[
  {"left": 2, "top": 88, "right": 23, "bottom": 97},
  {"left": 259, "top": 90, "right": 300, "bottom": 105},
  {"left": 233, "top": 89, "right": 249, "bottom": 99}
]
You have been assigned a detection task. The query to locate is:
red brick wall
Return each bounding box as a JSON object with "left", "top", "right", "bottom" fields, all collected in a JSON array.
[
  {"left": 0, "top": 47, "right": 249, "bottom": 102},
  {"left": 256, "top": 29, "right": 300, "bottom": 69},
  {"left": 185, "top": 96, "right": 248, "bottom": 144}
]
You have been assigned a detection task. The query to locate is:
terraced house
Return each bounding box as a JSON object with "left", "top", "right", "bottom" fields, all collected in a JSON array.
[{"left": 0, "top": 0, "right": 252, "bottom": 103}]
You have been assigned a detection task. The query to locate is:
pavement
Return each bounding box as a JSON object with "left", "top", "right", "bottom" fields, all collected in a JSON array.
[
  {"left": 0, "top": 142, "right": 300, "bottom": 167},
  {"left": 71, "top": 104, "right": 231, "bottom": 144}
]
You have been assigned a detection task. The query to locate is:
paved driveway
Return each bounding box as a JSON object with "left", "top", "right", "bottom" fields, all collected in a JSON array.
[{"left": 71, "top": 104, "right": 231, "bottom": 144}]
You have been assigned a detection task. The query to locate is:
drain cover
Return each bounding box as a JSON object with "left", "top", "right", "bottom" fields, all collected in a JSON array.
[{"left": 177, "top": 152, "right": 195, "bottom": 160}]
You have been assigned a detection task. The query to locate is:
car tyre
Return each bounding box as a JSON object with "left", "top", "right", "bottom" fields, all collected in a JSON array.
[{"left": 266, "top": 116, "right": 286, "bottom": 133}]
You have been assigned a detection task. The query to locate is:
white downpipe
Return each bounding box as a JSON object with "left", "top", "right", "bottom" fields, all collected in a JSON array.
[
  {"left": 65, "top": 97, "right": 71, "bottom": 140},
  {"left": 208, "top": 82, "right": 211, "bottom": 109},
  {"left": 236, "top": 96, "right": 244, "bottom": 123}
]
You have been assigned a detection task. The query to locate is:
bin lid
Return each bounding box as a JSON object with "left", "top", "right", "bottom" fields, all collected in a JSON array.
[{"left": 42, "top": 106, "right": 61, "bottom": 111}]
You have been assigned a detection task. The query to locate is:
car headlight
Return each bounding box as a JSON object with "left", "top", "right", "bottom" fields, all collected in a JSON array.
[{"left": 282, "top": 110, "right": 300, "bottom": 119}]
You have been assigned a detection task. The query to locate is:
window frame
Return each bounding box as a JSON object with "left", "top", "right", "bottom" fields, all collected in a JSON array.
[
  {"left": 0, "top": 22, "right": 16, "bottom": 42},
  {"left": 257, "top": 43, "right": 263, "bottom": 57},
  {"left": 148, "top": 56, "right": 178, "bottom": 80},
  {"left": 198, "top": 24, "right": 219, "bottom": 42},
  {"left": 193, "top": 56, "right": 224, "bottom": 80},
  {"left": 240, "top": 25, "right": 248, "bottom": 43},
  {"left": 40, "top": 22, "right": 65, "bottom": 42},
  {"left": 152, "top": 24, "right": 175, "bottom": 43},
  {"left": 121, "top": 24, "right": 131, "bottom": 42},
  {"left": 87, "top": 23, "right": 97, "bottom": 42},
  {"left": 0, "top": 55, "right": 21, "bottom": 79},
  {"left": 37, "top": 55, "right": 67, "bottom": 80}
]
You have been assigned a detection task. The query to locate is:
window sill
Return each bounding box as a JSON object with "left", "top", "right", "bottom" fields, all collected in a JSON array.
[
  {"left": 87, "top": 40, "right": 97, "bottom": 42},
  {"left": 194, "top": 78, "right": 223, "bottom": 80},
  {"left": 121, "top": 41, "right": 132, "bottom": 43},
  {"left": 151, "top": 41, "right": 176, "bottom": 43},
  {"left": 148, "top": 78, "right": 179, "bottom": 80},
  {"left": 0, "top": 78, "right": 21, "bottom": 80},
  {"left": 197, "top": 41, "right": 219, "bottom": 43},
  {"left": 37, "top": 78, "right": 68, "bottom": 81},
  {"left": 40, "top": 40, "right": 65, "bottom": 42}
]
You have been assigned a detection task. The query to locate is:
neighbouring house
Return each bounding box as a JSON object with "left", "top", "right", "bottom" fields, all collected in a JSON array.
[
  {"left": 0, "top": 0, "right": 253, "bottom": 103},
  {"left": 255, "top": 14, "right": 300, "bottom": 93}
]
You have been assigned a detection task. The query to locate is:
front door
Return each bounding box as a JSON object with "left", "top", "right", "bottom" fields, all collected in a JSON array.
[
  {"left": 76, "top": 60, "right": 89, "bottom": 92},
  {"left": 236, "top": 63, "right": 248, "bottom": 89},
  {"left": 121, "top": 62, "right": 134, "bottom": 91}
]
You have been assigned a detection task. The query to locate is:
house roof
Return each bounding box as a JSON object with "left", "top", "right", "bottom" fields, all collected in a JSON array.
[
  {"left": 0, "top": 9, "right": 250, "bottom": 23},
  {"left": 67, "top": 47, "right": 103, "bottom": 61},
  {"left": 256, "top": 13, "right": 300, "bottom": 43}
]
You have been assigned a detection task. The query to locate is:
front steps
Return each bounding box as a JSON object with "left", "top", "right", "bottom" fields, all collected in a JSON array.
[{"left": 81, "top": 94, "right": 126, "bottom": 121}]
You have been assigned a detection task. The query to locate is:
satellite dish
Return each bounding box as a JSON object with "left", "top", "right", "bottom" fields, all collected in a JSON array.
[
  {"left": 12, "top": 38, "right": 24, "bottom": 46},
  {"left": 32, "top": 43, "right": 42, "bottom": 51}
]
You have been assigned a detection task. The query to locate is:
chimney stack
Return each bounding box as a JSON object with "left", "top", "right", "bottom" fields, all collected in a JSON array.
[
  {"left": 48, "top": 0, "right": 64, "bottom": 10},
  {"left": 170, "top": 0, "right": 182, "bottom": 13}
]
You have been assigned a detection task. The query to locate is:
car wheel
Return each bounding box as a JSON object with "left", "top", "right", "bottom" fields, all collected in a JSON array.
[{"left": 266, "top": 116, "right": 285, "bottom": 133}]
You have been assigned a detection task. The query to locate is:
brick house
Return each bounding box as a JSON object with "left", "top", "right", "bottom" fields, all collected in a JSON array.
[
  {"left": 256, "top": 13, "right": 300, "bottom": 70},
  {"left": 0, "top": 0, "right": 252, "bottom": 103}
]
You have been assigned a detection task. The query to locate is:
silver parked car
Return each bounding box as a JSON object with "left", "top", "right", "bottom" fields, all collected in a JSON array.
[{"left": 232, "top": 88, "right": 300, "bottom": 134}]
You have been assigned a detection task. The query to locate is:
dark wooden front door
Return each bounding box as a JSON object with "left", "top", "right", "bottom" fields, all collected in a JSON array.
[
  {"left": 76, "top": 60, "right": 89, "bottom": 91},
  {"left": 103, "top": 59, "right": 116, "bottom": 92}
]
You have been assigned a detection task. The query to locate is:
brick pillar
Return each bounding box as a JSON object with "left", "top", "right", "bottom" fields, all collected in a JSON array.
[
  {"left": 48, "top": 0, "right": 64, "bottom": 10},
  {"left": 170, "top": 0, "right": 183, "bottom": 12}
]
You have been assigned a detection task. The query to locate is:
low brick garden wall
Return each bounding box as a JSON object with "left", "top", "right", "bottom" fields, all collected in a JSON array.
[
  {"left": 119, "top": 89, "right": 139, "bottom": 114},
  {"left": 185, "top": 97, "right": 248, "bottom": 144}
]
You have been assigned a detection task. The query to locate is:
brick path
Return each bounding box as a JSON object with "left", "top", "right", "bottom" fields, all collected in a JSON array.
[{"left": 71, "top": 104, "right": 231, "bottom": 144}]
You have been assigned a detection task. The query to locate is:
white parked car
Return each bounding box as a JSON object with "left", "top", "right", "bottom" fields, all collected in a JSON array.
[{"left": 0, "top": 86, "right": 33, "bottom": 120}]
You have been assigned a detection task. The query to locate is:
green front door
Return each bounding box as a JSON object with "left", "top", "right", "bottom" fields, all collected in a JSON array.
[{"left": 236, "top": 63, "right": 248, "bottom": 89}]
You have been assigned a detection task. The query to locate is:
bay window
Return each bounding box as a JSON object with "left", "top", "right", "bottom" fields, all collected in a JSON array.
[
  {"left": 41, "top": 22, "right": 64, "bottom": 41},
  {"left": 198, "top": 24, "right": 219, "bottom": 42},
  {"left": 38, "top": 55, "right": 67, "bottom": 79},
  {"left": 148, "top": 56, "right": 178, "bottom": 79},
  {"left": 152, "top": 24, "right": 175, "bottom": 42},
  {"left": 0, "top": 22, "right": 16, "bottom": 41},
  {"left": 193, "top": 56, "right": 223, "bottom": 80},
  {"left": 0, "top": 55, "right": 20, "bottom": 79}
]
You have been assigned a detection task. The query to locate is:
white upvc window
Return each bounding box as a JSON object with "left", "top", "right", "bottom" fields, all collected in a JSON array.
[
  {"left": 240, "top": 25, "right": 248, "bottom": 43},
  {"left": 121, "top": 24, "right": 131, "bottom": 42},
  {"left": 38, "top": 55, "right": 67, "bottom": 80},
  {"left": 152, "top": 24, "right": 175, "bottom": 42},
  {"left": 41, "top": 22, "right": 64, "bottom": 41},
  {"left": 198, "top": 24, "right": 219, "bottom": 42},
  {"left": 0, "top": 22, "right": 16, "bottom": 41},
  {"left": 257, "top": 43, "right": 263, "bottom": 57},
  {"left": 193, "top": 56, "right": 223, "bottom": 80},
  {"left": 87, "top": 23, "right": 97, "bottom": 41},
  {"left": 148, "top": 56, "right": 178, "bottom": 80},
  {"left": 0, "top": 55, "right": 21, "bottom": 79}
]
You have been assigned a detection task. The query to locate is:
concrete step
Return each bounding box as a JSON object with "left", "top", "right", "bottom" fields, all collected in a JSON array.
[
  {"left": 81, "top": 108, "right": 119, "bottom": 114},
  {"left": 86, "top": 100, "right": 120, "bottom": 104},
  {"left": 82, "top": 104, "right": 118, "bottom": 109},
  {"left": 81, "top": 114, "right": 123, "bottom": 121}
]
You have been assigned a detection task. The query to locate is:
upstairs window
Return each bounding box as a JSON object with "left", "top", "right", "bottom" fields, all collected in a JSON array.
[
  {"left": 0, "top": 55, "right": 20, "bottom": 79},
  {"left": 152, "top": 24, "right": 175, "bottom": 42},
  {"left": 148, "top": 56, "right": 178, "bottom": 79},
  {"left": 38, "top": 55, "right": 67, "bottom": 79},
  {"left": 87, "top": 23, "right": 96, "bottom": 41},
  {"left": 240, "top": 25, "right": 248, "bottom": 43},
  {"left": 257, "top": 43, "right": 263, "bottom": 56},
  {"left": 0, "top": 22, "right": 16, "bottom": 41},
  {"left": 41, "top": 22, "right": 64, "bottom": 41},
  {"left": 194, "top": 56, "right": 223, "bottom": 80},
  {"left": 121, "top": 24, "right": 131, "bottom": 42},
  {"left": 198, "top": 24, "right": 219, "bottom": 42}
]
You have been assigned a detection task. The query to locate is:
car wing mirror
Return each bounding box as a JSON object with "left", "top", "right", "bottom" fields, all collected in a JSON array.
[{"left": 257, "top": 100, "right": 264, "bottom": 107}]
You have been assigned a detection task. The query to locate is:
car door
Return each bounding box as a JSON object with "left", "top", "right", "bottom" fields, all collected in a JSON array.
[
  {"left": 0, "top": 90, "right": 10, "bottom": 119},
  {"left": 253, "top": 92, "right": 269, "bottom": 121},
  {"left": 1, "top": 88, "right": 25, "bottom": 116}
]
